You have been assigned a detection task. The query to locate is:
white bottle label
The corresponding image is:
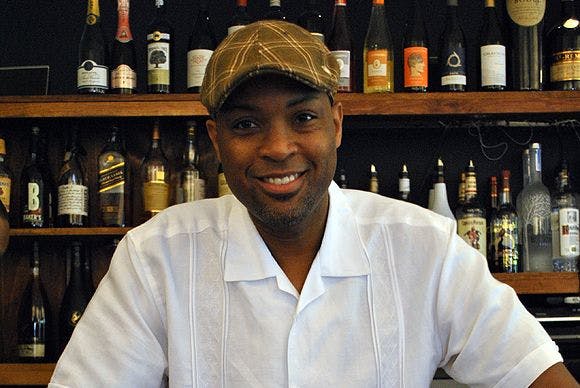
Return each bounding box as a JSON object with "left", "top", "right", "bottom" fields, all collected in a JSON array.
[
  {"left": 147, "top": 41, "right": 170, "bottom": 85},
  {"left": 558, "top": 207, "right": 579, "bottom": 257},
  {"left": 331, "top": 50, "right": 351, "bottom": 85},
  {"left": 27, "top": 182, "right": 40, "bottom": 211},
  {"left": 480, "top": 44, "right": 506, "bottom": 87},
  {"left": 77, "top": 60, "right": 109, "bottom": 89},
  {"left": 187, "top": 49, "right": 213, "bottom": 89},
  {"left": 58, "top": 184, "right": 88, "bottom": 216},
  {"left": 111, "top": 64, "right": 137, "bottom": 89}
]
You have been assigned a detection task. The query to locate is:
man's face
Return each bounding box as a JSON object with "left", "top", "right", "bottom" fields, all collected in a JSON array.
[{"left": 207, "top": 75, "right": 343, "bottom": 235}]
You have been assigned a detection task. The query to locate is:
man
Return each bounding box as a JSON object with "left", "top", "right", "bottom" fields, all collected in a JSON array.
[{"left": 50, "top": 21, "right": 577, "bottom": 387}]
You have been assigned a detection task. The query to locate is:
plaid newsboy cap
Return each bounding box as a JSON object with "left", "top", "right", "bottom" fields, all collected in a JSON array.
[{"left": 200, "top": 20, "right": 340, "bottom": 116}]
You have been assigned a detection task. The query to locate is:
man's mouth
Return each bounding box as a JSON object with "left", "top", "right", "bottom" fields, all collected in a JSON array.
[{"left": 262, "top": 173, "right": 300, "bottom": 185}]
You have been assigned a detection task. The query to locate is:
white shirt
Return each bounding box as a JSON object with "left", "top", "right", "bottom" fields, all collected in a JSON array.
[{"left": 49, "top": 182, "right": 562, "bottom": 387}]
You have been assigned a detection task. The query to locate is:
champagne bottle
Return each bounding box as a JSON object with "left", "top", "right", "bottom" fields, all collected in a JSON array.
[
  {"left": 77, "top": 0, "right": 108, "bottom": 94},
  {"left": 506, "top": 0, "right": 546, "bottom": 90},
  {"left": 399, "top": 163, "right": 410, "bottom": 201},
  {"left": 369, "top": 164, "right": 379, "bottom": 194},
  {"left": 110, "top": 0, "right": 137, "bottom": 94},
  {"left": 403, "top": 0, "right": 429, "bottom": 92},
  {"left": 490, "top": 170, "right": 519, "bottom": 273},
  {"left": 327, "top": 0, "right": 354, "bottom": 92},
  {"left": 59, "top": 241, "right": 92, "bottom": 354},
  {"left": 479, "top": 0, "right": 506, "bottom": 91},
  {"left": 263, "top": 0, "right": 287, "bottom": 21},
  {"left": 21, "top": 127, "right": 54, "bottom": 228},
  {"left": 545, "top": 0, "right": 580, "bottom": 91},
  {"left": 141, "top": 119, "right": 170, "bottom": 219},
  {"left": 456, "top": 160, "right": 486, "bottom": 257},
  {"left": 0, "top": 136, "right": 12, "bottom": 214},
  {"left": 429, "top": 158, "right": 455, "bottom": 221},
  {"left": 439, "top": 0, "right": 467, "bottom": 91},
  {"left": 57, "top": 128, "right": 89, "bottom": 227},
  {"left": 187, "top": 2, "right": 217, "bottom": 93},
  {"left": 17, "top": 241, "right": 50, "bottom": 362},
  {"left": 98, "top": 125, "right": 130, "bottom": 227},
  {"left": 176, "top": 121, "right": 206, "bottom": 204},
  {"left": 298, "top": 0, "right": 325, "bottom": 42},
  {"left": 363, "top": 0, "right": 394, "bottom": 93},
  {"left": 228, "top": 0, "right": 252, "bottom": 36},
  {"left": 147, "top": 0, "right": 173, "bottom": 94},
  {"left": 218, "top": 163, "right": 232, "bottom": 197}
]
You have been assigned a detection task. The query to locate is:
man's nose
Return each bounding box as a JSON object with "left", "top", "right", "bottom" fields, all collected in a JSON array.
[{"left": 258, "top": 122, "right": 297, "bottom": 161}]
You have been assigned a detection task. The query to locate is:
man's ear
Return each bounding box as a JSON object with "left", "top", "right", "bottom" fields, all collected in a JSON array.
[
  {"left": 206, "top": 118, "right": 221, "bottom": 162},
  {"left": 332, "top": 101, "right": 343, "bottom": 149}
]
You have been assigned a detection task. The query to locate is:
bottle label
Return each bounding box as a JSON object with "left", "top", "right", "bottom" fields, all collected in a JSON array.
[
  {"left": 506, "top": 0, "right": 546, "bottom": 27},
  {"left": 492, "top": 216, "right": 519, "bottom": 272},
  {"left": 331, "top": 50, "right": 351, "bottom": 89},
  {"left": 23, "top": 182, "right": 43, "bottom": 225},
  {"left": 457, "top": 216, "right": 487, "bottom": 257},
  {"left": 111, "top": 64, "right": 137, "bottom": 89},
  {"left": 0, "top": 175, "right": 11, "bottom": 212},
  {"left": 77, "top": 60, "right": 109, "bottom": 90},
  {"left": 366, "top": 49, "right": 389, "bottom": 87},
  {"left": 481, "top": 44, "right": 506, "bottom": 87},
  {"left": 18, "top": 343, "right": 45, "bottom": 358},
  {"left": 147, "top": 41, "right": 170, "bottom": 85},
  {"left": 218, "top": 173, "right": 232, "bottom": 197},
  {"left": 404, "top": 46, "right": 428, "bottom": 88},
  {"left": 182, "top": 176, "right": 206, "bottom": 202},
  {"left": 187, "top": 49, "right": 213, "bottom": 89},
  {"left": 99, "top": 161, "right": 125, "bottom": 194},
  {"left": 143, "top": 181, "right": 169, "bottom": 212},
  {"left": 553, "top": 208, "right": 580, "bottom": 257},
  {"left": 550, "top": 50, "right": 580, "bottom": 82},
  {"left": 58, "top": 184, "right": 88, "bottom": 216},
  {"left": 441, "top": 46, "right": 466, "bottom": 86},
  {"left": 399, "top": 177, "right": 410, "bottom": 193}
]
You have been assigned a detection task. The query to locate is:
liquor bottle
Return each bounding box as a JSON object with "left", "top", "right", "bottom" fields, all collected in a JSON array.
[
  {"left": 218, "top": 163, "right": 232, "bottom": 197},
  {"left": 506, "top": 0, "right": 546, "bottom": 90},
  {"left": 490, "top": 170, "right": 519, "bottom": 273},
  {"left": 176, "top": 121, "right": 206, "bottom": 204},
  {"left": 516, "top": 147, "right": 530, "bottom": 269},
  {"left": 298, "top": 0, "right": 325, "bottom": 42},
  {"left": 429, "top": 158, "right": 455, "bottom": 221},
  {"left": 337, "top": 168, "right": 348, "bottom": 189},
  {"left": 147, "top": 0, "right": 173, "bottom": 94},
  {"left": 110, "top": 0, "right": 137, "bottom": 94},
  {"left": 0, "top": 136, "right": 12, "bottom": 213},
  {"left": 187, "top": 2, "right": 217, "bottom": 93},
  {"left": 58, "top": 128, "right": 88, "bottom": 227},
  {"left": 228, "top": 0, "right": 252, "bottom": 35},
  {"left": 517, "top": 143, "right": 552, "bottom": 271},
  {"left": 263, "top": 0, "right": 287, "bottom": 21},
  {"left": 551, "top": 160, "right": 579, "bottom": 272},
  {"left": 141, "top": 119, "right": 170, "bottom": 219},
  {"left": 398, "top": 163, "right": 410, "bottom": 201},
  {"left": 59, "top": 241, "right": 92, "bottom": 354},
  {"left": 487, "top": 175, "right": 499, "bottom": 269},
  {"left": 77, "top": 0, "right": 108, "bottom": 94},
  {"left": 20, "top": 127, "right": 54, "bottom": 228},
  {"left": 456, "top": 160, "right": 486, "bottom": 258},
  {"left": 545, "top": 0, "right": 580, "bottom": 91},
  {"left": 98, "top": 125, "right": 130, "bottom": 227},
  {"left": 478, "top": 0, "right": 506, "bottom": 91},
  {"left": 327, "top": 0, "right": 354, "bottom": 92},
  {"left": 439, "top": 0, "right": 467, "bottom": 91},
  {"left": 17, "top": 241, "right": 50, "bottom": 362},
  {"left": 363, "top": 0, "right": 394, "bottom": 93},
  {"left": 403, "top": 0, "right": 429, "bottom": 92},
  {"left": 369, "top": 163, "right": 379, "bottom": 194}
]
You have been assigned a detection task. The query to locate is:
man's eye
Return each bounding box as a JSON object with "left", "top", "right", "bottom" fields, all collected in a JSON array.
[
  {"left": 232, "top": 120, "right": 258, "bottom": 131},
  {"left": 295, "top": 112, "right": 315, "bottom": 124}
]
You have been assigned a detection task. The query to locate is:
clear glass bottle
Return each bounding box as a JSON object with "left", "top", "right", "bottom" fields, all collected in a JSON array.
[
  {"left": 327, "top": 0, "right": 353, "bottom": 92},
  {"left": 141, "top": 119, "right": 170, "bottom": 219},
  {"left": 176, "top": 121, "right": 206, "bottom": 204},
  {"left": 363, "top": 0, "right": 394, "bottom": 93},
  {"left": 456, "top": 160, "right": 486, "bottom": 257},
  {"left": 517, "top": 143, "right": 552, "bottom": 271},
  {"left": 491, "top": 169, "right": 519, "bottom": 272},
  {"left": 429, "top": 158, "right": 455, "bottom": 222},
  {"left": 398, "top": 163, "right": 410, "bottom": 201},
  {"left": 550, "top": 160, "right": 579, "bottom": 272}
]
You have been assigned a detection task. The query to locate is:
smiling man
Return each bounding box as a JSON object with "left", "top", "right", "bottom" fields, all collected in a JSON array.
[{"left": 49, "top": 20, "right": 577, "bottom": 387}]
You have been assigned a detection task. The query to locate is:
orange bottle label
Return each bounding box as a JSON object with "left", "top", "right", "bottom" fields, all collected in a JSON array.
[
  {"left": 366, "top": 49, "right": 388, "bottom": 87},
  {"left": 404, "top": 47, "right": 428, "bottom": 88}
]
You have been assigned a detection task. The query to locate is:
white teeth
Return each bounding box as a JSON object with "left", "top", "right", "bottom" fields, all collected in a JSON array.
[{"left": 264, "top": 173, "right": 299, "bottom": 185}]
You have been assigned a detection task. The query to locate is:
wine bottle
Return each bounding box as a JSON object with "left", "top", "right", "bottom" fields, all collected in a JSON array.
[
  {"left": 0, "top": 136, "right": 12, "bottom": 214},
  {"left": 490, "top": 170, "right": 519, "bottom": 273},
  {"left": 263, "top": 0, "right": 287, "bottom": 21},
  {"left": 439, "top": 0, "right": 467, "bottom": 91},
  {"left": 228, "top": 0, "right": 252, "bottom": 36},
  {"left": 327, "top": 0, "right": 354, "bottom": 92},
  {"left": 77, "top": 0, "right": 108, "bottom": 94},
  {"left": 17, "top": 241, "right": 50, "bottom": 362},
  {"left": 59, "top": 241, "right": 92, "bottom": 354},
  {"left": 147, "top": 0, "right": 173, "bottom": 94},
  {"left": 298, "top": 0, "right": 325, "bottom": 42},
  {"left": 403, "top": 0, "right": 429, "bottom": 92},
  {"left": 98, "top": 125, "right": 130, "bottom": 227},
  {"left": 110, "top": 0, "right": 137, "bottom": 94},
  {"left": 363, "top": 0, "right": 394, "bottom": 93},
  {"left": 176, "top": 121, "right": 206, "bottom": 204},
  {"left": 369, "top": 164, "right": 379, "bottom": 194},
  {"left": 57, "top": 128, "right": 89, "bottom": 227},
  {"left": 399, "top": 163, "right": 410, "bottom": 201},
  {"left": 487, "top": 175, "right": 499, "bottom": 270},
  {"left": 187, "top": 2, "right": 217, "bottom": 93},
  {"left": 550, "top": 160, "right": 579, "bottom": 272},
  {"left": 456, "top": 160, "right": 486, "bottom": 257},
  {"left": 478, "top": 0, "right": 506, "bottom": 91},
  {"left": 21, "top": 127, "right": 54, "bottom": 228},
  {"left": 545, "top": 0, "right": 580, "bottom": 91},
  {"left": 141, "top": 119, "right": 170, "bottom": 219},
  {"left": 506, "top": 0, "right": 546, "bottom": 90},
  {"left": 429, "top": 158, "right": 455, "bottom": 221},
  {"left": 218, "top": 163, "right": 232, "bottom": 197}
]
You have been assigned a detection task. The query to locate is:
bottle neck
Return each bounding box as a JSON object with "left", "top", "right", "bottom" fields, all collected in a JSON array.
[
  {"left": 87, "top": 0, "right": 100, "bottom": 17},
  {"left": 529, "top": 148, "right": 543, "bottom": 183},
  {"left": 335, "top": 0, "right": 346, "bottom": 5},
  {"left": 116, "top": 0, "right": 133, "bottom": 42}
]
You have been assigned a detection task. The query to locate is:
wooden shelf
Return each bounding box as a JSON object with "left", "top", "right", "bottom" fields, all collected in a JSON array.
[
  {"left": 0, "top": 363, "right": 55, "bottom": 386},
  {"left": 493, "top": 272, "right": 580, "bottom": 294},
  {"left": 0, "top": 91, "right": 578, "bottom": 119},
  {"left": 9, "top": 227, "right": 131, "bottom": 237}
]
